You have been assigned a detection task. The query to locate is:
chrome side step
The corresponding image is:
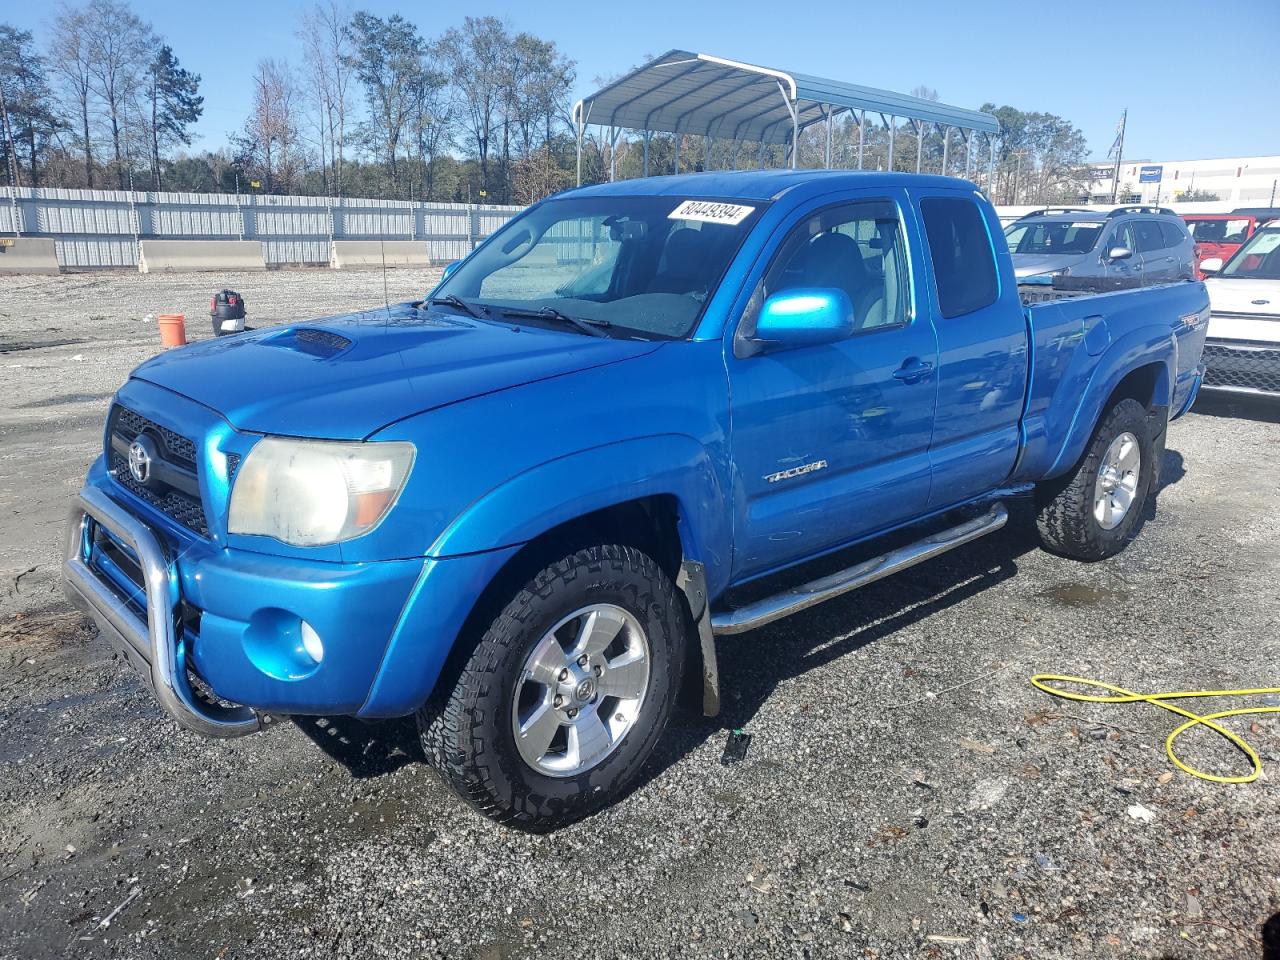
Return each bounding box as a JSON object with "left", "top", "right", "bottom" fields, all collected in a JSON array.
[{"left": 710, "top": 503, "right": 1009, "bottom": 636}]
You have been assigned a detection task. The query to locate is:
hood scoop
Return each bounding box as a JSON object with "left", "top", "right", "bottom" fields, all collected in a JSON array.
[{"left": 265, "top": 327, "right": 354, "bottom": 358}]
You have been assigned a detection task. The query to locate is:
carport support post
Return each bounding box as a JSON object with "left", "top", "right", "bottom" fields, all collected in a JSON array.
[
  {"left": 777, "top": 80, "right": 798, "bottom": 170},
  {"left": 888, "top": 117, "right": 896, "bottom": 171},
  {"left": 914, "top": 120, "right": 924, "bottom": 174},
  {"left": 824, "top": 105, "right": 833, "bottom": 169},
  {"left": 857, "top": 109, "right": 865, "bottom": 170},
  {"left": 575, "top": 104, "right": 586, "bottom": 187},
  {"left": 673, "top": 130, "right": 681, "bottom": 174},
  {"left": 987, "top": 135, "right": 997, "bottom": 199},
  {"left": 642, "top": 130, "right": 650, "bottom": 178},
  {"left": 941, "top": 126, "right": 951, "bottom": 176}
]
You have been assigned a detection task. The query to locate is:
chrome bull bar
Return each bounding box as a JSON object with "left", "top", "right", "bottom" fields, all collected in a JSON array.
[{"left": 62, "top": 484, "right": 262, "bottom": 738}]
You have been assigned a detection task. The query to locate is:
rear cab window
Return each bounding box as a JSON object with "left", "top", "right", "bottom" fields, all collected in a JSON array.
[{"left": 920, "top": 197, "right": 999, "bottom": 318}]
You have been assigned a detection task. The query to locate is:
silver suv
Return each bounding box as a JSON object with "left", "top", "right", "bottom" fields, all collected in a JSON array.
[{"left": 1006, "top": 206, "right": 1196, "bottom": 297}]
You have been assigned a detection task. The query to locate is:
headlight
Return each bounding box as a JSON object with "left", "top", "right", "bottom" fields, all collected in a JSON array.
[{"left": 228, "top": 438, "right": 415, "bottom": 546}]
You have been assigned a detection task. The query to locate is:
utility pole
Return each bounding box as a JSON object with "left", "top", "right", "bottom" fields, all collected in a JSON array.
[{"left": 1109, "top": 109, "right": 1127, "bottom": 205}]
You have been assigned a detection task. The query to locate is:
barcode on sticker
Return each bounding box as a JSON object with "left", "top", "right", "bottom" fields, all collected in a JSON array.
[{"left": 669, "top": 200, "right": 755, "bottom": 225}]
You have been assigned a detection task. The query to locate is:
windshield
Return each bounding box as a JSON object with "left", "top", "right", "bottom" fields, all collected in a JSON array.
[
  {"left": 1004, "top": 220, "right": 1103, "bottom": 255},
  {"left": 1221, "top": 227, "right": 1280, "bottom": 279},
  {"left": 433, "top": 195, "right": 767, "bottom": 339},
  {"left": 1185, "top": 218, "right": 1251, "bottom": 244}
]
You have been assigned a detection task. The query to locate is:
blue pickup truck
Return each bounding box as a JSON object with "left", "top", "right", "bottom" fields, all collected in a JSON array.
[{"left": 64, "top": 171, "right": 1208, "bottom": 829}]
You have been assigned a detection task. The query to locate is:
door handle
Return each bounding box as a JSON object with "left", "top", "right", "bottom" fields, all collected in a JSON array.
[{"left": 893, "top": 358, "right": 934, "bottom": 383}]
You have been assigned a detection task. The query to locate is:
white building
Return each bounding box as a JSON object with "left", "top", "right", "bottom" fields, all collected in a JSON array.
[{"left": 1087, "top": 155, "right": 1280, "bottom": 207}]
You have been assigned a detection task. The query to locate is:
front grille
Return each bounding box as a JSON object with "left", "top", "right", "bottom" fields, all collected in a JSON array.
[
  {"left": 1203, "top": 341, "right": 1280, "bottom": 394},
  {"left": 112, "top": 405, "right": 198, "bottom": 466},
  {"left": 107, "top": 405, "right": 210, "bottom": 537}
]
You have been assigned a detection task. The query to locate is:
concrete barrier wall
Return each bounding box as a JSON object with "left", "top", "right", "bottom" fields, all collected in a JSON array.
[
  {"left": 5, "top": 187, "right": 523, "bottom": 269},
  {"left": 0, "top": 237, "right": 60, "bottom": 275},
  {"left": 330, "top": 240, "right": 430, "bottom": 269},
  {"left": 138, "top": 240, "right": 266, "bottom": 274}
]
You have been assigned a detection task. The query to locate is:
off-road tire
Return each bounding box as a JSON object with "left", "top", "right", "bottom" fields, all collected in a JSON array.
[
  {"left": 418, "top": 544, "right": 685, "bottom": 831},
  {"left": 1035, "top": 398, "right": 1155, "bottom": 562}
]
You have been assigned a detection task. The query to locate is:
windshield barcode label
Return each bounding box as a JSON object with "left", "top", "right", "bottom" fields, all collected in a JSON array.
[{"left": 669, "top": 200, "right": 755, "bottom": 225}]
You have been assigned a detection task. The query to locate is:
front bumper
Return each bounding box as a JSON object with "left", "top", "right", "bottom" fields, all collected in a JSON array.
[
  {"left": 63, "top": 475, "right": 428, "bottom": 732},
  {"left": 1201, "top": 339, "right": 1280, "bottom": 397},
  {"left": 64, "top": 485, "right": 262, "bottom": 737}
]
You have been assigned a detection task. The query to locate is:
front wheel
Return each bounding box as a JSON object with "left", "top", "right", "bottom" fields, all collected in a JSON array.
[
  {"left": 418, "top": 544, "right": 685, "bottom": 831},
  {"left": 1034, "top": 398, "right": 1156, "bottom": 562}
]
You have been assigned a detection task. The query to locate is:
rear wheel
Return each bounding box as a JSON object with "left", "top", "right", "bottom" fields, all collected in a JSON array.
[
  {"left": 1035, "top": 398, "right": 1155, "bottom": 561},
  {"left": 418, "top": 544, "right": 684, "bottom": 830}
]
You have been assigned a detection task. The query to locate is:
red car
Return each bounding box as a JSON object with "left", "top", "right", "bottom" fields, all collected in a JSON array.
[{"left": 1183, "top": 214, "right": 1259, "bottom": 279}]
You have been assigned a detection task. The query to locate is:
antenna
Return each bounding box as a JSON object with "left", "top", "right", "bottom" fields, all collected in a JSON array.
[{"left": 380, "top": 236, "right": 390, "bottom": 325}]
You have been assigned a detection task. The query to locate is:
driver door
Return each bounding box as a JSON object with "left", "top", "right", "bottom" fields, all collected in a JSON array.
[
  {"left": 1102, "top": 222, "right": 1141, "bottom": 289},
  {"left": 726, "top": 194, "right": 939, "bottom": 581}
]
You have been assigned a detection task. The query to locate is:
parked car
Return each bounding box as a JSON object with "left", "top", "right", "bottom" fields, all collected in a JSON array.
[
  {"left": 63, "top": 171, "right": 1208, "bottom": 830},
  {"left": 1199, "top": 220, "right": 1280, "bottom": 396},
  {"left": 1005, "top": 206, "right": 1197, "bottom": 297},
  {"left": 1182, "top": 213, "right": 1260, "bottom": 279}
]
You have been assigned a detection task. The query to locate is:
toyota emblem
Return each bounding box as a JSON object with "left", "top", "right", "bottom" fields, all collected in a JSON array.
[{"left": 128, "top": 437, "right": 155, "bottom": 484}]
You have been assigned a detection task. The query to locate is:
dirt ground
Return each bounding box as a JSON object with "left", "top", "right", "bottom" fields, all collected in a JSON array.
[{"left": 1, "top": 269, "right": 1278, "bottom": 960}]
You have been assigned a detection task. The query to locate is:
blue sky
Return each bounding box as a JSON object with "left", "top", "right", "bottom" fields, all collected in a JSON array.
[{"left": 10, "top": 0, "right": 1279, "bottom": 161}]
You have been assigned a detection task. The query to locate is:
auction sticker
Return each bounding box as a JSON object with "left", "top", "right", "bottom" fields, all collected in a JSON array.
[{"left": 669, "top": 200, "right": 755, "bottom": 225}]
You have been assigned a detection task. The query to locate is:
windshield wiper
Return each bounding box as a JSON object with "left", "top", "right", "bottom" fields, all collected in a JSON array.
[
  {"left": 500, "top": 306, "right": 612, "bottom": 338},
  {"left": 428, "top": 294, "right": 487, "bottom": 319}
]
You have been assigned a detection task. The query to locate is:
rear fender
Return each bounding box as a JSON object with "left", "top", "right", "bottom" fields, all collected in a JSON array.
[{"left": 1043, "top": 330, "right": 1173, "bottom": 479}]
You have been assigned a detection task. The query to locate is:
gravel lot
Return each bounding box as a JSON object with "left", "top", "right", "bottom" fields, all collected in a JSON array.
[{"left": 2, "top": 270, "right": 1279, "bottom": 960}]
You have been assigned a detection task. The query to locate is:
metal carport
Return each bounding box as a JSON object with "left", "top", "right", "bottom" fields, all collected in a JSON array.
[{"left": 573, "top": 50, "right": 1001, "bottom": 187}]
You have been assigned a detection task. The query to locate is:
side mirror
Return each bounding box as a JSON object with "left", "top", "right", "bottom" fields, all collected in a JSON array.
[
  {"left": 1107, "top": 246, "right": 1133, "bottom": 261},
  {"left": 1199, "top": 257, "right": 1224, "bottom": 275},
  {"left": 747, "top": 287, "right": 855, "bottom": 354},
  {"left": 440, "top": 260, "right": 462, "bottom": 281}
]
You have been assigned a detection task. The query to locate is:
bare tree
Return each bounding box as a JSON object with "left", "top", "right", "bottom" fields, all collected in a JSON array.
[
  {"left": 298, "top": 1, "right": 353, "bottom": 196},
  {"left": 83, "top": 0, "right": 153, "bottom": 189},
  {"left": 49, "top": 6, "right": 96, "bottom": 186},
  {"left": 236, "top": 59, "right": 303, "bottom": 194},
  {"left": 439, "top": 16, "right": 508, "bottom": 199}
]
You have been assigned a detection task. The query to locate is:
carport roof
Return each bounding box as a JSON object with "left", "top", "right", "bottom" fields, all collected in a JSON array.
[{"left": 573, "top": 49, "right": 1000, "bottom": 146}]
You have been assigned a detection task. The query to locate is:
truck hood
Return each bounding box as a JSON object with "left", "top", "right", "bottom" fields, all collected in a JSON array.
[
  {"left": 1012, "top": 253, "right": 1084, "bottom": 280},
  {"left": 1204, "top": 277, "right": 1280, "bottom": 342},
  {"left": 131, "top": 303, "right": 663, "bottom": 439}
]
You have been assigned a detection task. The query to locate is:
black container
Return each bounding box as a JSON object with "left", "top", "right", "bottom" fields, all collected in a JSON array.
[{"left": 210, "top": 289, "right": 246, "bottom": 336}]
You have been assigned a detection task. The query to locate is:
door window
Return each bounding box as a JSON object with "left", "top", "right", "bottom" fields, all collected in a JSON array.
[
  {"left": 1132, "top": 220, "right": 1166, "bottom": 253},
  {"left": 748, "top": 200, "right": 911, "bottom": 338},
  {"left": 920, "top": 197, "right": 999, "bottom": 318},
  {"left": 1159, "top": 220, "right": 1188, "bottom": 248},
  {"left": 1108, "top": 223, "right": 1137, "bottom": 254}
]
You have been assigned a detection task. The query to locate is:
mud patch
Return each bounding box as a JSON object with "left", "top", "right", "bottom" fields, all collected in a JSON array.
[
  {"left": 0, "top": 338, "right": 88, "bottom": 354},
  {"left": 1036, "top": 582, "right": 1133, "bottom": 607},
  {"left": 18, "top": 392, "right": 113, "bottom": 409}
]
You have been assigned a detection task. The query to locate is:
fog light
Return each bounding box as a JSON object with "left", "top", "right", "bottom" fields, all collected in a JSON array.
[
  {"left": 242, "top": 608, "right": 323, "bottom": 681},
  {"left": 300, "top": 621, "right": 324, "bottom": 664}
]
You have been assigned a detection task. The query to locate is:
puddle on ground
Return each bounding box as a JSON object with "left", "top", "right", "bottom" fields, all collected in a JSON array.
[{"left": 1037, "top": 583, "right": 1132, "bottom": 607}]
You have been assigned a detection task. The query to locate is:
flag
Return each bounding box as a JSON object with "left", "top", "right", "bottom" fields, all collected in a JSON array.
[{"left": 1106, "top": 111, "right": 1126, "bottom": 160}]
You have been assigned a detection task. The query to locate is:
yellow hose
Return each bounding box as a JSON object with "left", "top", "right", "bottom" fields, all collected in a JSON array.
[{"left": 1029, "top": 674, "right": 1280, "bottom": 784}]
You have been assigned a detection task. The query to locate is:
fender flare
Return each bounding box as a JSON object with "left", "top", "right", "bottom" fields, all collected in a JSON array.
[
  {"left": 1046, "top": 329, "right": 1173, "bottom": 479},
  {"left": 426, "top": 433, "right": 731, "bottom": 574}
]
